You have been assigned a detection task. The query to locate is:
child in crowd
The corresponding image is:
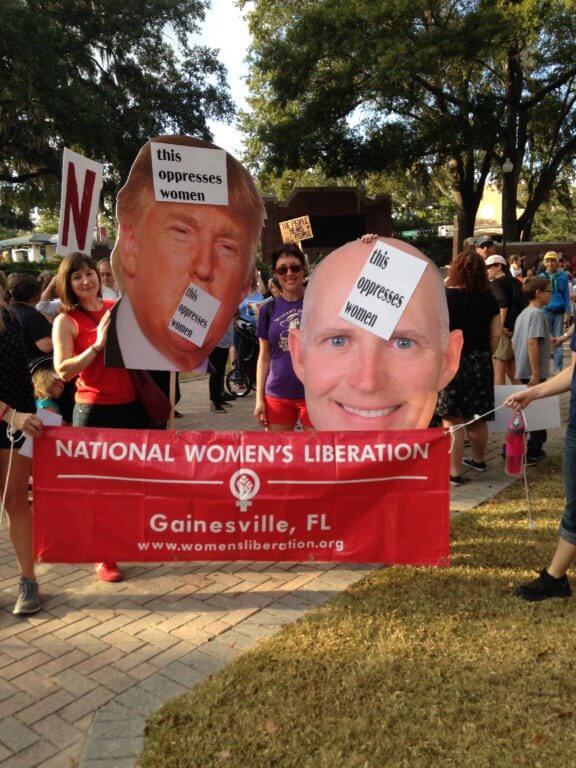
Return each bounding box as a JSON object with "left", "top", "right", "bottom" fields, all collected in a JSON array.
[
  {"left": 32, "top": 369, "right": 65, "bottom": 416},
  {"left": 512, "top": 276, "right": 552, "bottom": 465}
]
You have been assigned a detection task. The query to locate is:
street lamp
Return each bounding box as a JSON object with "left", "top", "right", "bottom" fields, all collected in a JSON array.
[{"left": 502, "top": 157, "right": 514, "bottom": 258}]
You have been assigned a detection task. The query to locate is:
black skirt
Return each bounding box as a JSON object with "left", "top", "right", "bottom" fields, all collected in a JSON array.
[{"left": 436, "top": 349, "right": 495, "bottom": 420}]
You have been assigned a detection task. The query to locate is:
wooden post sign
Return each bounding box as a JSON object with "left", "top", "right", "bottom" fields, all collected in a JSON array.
[{"left": 279, "top": 215, "right": 313, "bottom": 248}]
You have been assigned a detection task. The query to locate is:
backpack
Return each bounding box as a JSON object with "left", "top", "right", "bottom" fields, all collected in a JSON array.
[{"left": 507, "top": 277, "right": 527, "bottom": 330}]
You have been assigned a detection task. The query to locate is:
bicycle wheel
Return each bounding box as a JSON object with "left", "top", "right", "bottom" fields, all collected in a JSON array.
[{"left": 225, "top": 370, "right": 252, "bottom": 397}]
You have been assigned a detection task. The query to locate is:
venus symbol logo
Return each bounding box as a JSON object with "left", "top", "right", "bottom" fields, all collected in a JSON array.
[{"left": 229, "top": 469, "right": 260, "bottom": 511}]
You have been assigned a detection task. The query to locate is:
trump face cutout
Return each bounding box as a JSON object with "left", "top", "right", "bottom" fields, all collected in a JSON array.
[
  {"left": 289, "top": 239, "right": 463, "bottom": 431},
  {"left": 107, "top": 135, "right": 265, "bottom": 371}
]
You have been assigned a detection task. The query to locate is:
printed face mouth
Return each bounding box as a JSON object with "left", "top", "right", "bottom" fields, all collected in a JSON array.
[{"left": 339, "top": 403, "right": 401, "bottom": 419}]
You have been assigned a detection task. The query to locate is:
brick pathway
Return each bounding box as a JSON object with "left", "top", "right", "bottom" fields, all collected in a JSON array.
[{"left": 0, "top": 375, "right": 566, "bottom": 767}]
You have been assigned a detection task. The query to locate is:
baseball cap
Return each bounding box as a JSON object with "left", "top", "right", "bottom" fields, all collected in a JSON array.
[
  {"left": 477, "top": 237, "right": 494, "bottom": 247},
  {"left": 543, "top": 251, "right": 559, "bottom": 261},
  {"left": 485, "top": 255, "right": 507, "bottom": 267}
]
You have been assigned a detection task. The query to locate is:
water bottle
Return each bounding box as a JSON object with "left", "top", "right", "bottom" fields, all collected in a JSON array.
[{"left": 505, "top": 412, "right": 525, "bottom": 477}]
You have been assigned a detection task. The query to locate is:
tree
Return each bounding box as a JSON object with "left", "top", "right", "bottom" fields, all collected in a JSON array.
[
  {"left": 0, "top": 0, "right": 232, "bottom": 217},
  {"left": 242, "top": 0, "right": 576, "bottom": 244},
  {"left": 530, "top": 169, "right": 576, "bottom": 241}
]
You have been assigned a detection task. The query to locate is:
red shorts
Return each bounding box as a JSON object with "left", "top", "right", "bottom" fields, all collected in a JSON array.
[{"left": 264, "top": 395, "right": 312, "bottom": 429}]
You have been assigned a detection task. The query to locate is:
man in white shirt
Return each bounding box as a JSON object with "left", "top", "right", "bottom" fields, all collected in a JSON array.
[{"left": 97, "top": 259, "right": 121, "bottom": 301}]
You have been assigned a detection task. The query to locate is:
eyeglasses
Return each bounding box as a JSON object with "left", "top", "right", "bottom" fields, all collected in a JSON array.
[
  {"left": 479, "top": 242, "right": 493, "bottom": 248},
  {"left": 275, "top": 264, "right": 303, "bottom": 276}
]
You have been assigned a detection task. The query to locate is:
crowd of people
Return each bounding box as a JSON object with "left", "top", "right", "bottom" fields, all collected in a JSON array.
[{"left": 1, "top": 233, "right": 576, "bottom": 615}]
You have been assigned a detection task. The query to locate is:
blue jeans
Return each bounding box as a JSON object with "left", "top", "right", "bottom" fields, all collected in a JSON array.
[
  {"left": 560, "top": 426, "right": 576, "bottom": 544},
  {"left": 545, "top": 311, "right": 565, "bottom": 373}
]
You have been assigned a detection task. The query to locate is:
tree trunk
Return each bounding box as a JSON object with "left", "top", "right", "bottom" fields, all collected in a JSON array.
[
  {"left": 456, "top": 206, "right": 476, "bottom": 249},
  {"left": 502, "top": 171, "right": 520, "bottom": 243}
]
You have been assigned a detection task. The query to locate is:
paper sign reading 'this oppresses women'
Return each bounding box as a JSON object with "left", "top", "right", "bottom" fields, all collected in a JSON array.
[
  {"left": 339, "top": 240, "right": 428, "bottom": 340},
  {"left": 150, "top": 142, "right": 228, "bottom": 206},
  {"left": 169, "top": 282, "right": 221, "bottom": 347}
]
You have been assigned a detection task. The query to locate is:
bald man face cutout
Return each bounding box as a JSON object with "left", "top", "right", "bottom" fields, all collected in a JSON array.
[{"left": 289, "top": 239, "right": 463, "bottom": 431}]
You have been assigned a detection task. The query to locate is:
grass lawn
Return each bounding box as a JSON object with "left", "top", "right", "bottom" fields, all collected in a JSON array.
[{"left": 140, "top": 456, "right": 576, "bottom": 768}]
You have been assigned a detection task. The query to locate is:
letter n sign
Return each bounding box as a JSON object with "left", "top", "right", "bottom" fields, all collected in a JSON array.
[{"left": 57, "top": 149, "right": 104, "bottom": 257}]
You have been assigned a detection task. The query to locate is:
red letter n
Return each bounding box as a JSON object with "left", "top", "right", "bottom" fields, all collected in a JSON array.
[{"left": 61, "top": 163, "right": 97, "bottom": 251}]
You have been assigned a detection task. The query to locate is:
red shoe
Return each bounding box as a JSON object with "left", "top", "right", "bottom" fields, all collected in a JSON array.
[{"left": 95, "top": 562, "right": 124, "bottom": 582}]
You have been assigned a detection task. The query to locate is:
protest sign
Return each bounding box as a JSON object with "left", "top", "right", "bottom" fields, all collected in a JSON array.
[
  {"left": 19, "top": 408, "right": 62, "bottom": 459},
  {"left": 168, "top": 282, "right": 221, "bottom": 347},
  {"left": 106, "top": 135, "right": 263, "bottom": 372},
  {"left": 57, "top": 149, "right": 103, "bottom": 257},
  {"left": 279, "top": 215, "right": 313, "bottom": 245},
  {"left": 150, "top": 142, "right": 228, "bottom": 206},
  {"left": 34, "top": 427, "right": 450, "bottom": 566},
  {"left": 490, "top": 386, "right": 561, "bottom": 433},
  {"left": 339, "top": 239, "right": 427, "bottom": 340}
]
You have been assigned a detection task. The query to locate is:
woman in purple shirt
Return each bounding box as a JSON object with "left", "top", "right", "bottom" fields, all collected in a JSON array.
[{"left": 254, "top": 244, "right": 313, "bottom": 431}]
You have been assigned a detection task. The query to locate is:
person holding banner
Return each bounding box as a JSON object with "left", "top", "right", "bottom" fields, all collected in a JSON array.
[
  {"left": 0, "top": 294, "right": 43, "bottom": 615},
  {"left": 289, "top": 238, "right": 463, "bottom": 432},
  {"left": 254, "top": 244, "right": 313, "bottom": 431},
  {"left": 504, "top": 352, "right": 576, "bottom": 601},
  {"left": 53, "top": 252, "right": 148, "bottom": 583}
]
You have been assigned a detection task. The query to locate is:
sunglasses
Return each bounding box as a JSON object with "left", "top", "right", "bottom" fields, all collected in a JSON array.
[{"left": 275, "top": 264, "right": 303, "bottom": 276}]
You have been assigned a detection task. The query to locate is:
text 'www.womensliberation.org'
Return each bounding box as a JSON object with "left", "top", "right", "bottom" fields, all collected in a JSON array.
[{"left": 137, "top": 538, "right": 345, "bottom": 554}]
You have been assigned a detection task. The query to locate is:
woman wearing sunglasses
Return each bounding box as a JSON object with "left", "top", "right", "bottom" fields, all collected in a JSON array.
[{"left": 254, "top": 244, "right": 313, "bottom": 431}]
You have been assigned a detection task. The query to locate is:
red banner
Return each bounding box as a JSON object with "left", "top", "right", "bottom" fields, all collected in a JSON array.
[{"left": 33, "top": 427, "right": 450, "bottom": 566}]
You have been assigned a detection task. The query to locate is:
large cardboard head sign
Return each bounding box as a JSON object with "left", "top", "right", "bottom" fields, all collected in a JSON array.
[
  {"left": 289, "top": 238, "right": 464, "bottom": 431},
  {"left": 106, "top": 135, "right": 265, "bottom": 371}
]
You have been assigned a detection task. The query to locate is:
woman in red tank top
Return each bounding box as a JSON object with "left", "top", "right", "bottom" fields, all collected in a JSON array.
[{"left": 53, "top": 252, "right": 148, "bottom": 584}]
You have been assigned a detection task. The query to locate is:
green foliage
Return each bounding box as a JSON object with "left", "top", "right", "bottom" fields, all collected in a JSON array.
[
  {"left": 257, "top": 167, "right": 357, "bottom": 200},
  {"left": 0, "top": 0, "right": 233, "bottom": 215},
  {"left": 243, "top": 0, "right": 576, "bottom": 242},
  {"left": 0, "top": 261, "right": 60, "bottom": 276}
]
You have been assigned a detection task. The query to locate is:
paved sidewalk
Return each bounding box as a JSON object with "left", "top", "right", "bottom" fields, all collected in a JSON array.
[{"left": 0, "top": 376, "right": 565, "bottom": 768}]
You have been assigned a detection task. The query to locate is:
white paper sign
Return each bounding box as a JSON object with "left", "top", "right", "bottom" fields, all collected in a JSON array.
[
  {"left": 57, "top": 149, "right": 104, "bottom": 257},
  {"left": 489, "top": 386, "right": 561, "bottom": 433},
  {"left": 339, "top": 240, "right": 428, "bottom": 340},
  {"left": 19, "top": 408, "right": 63, "bottom": 459},
  {"left": 150, "top": 142, "right": 228, "bottom": 206},
  {"left": 169, "top": 282, "right": 221, "bottom": 347}
]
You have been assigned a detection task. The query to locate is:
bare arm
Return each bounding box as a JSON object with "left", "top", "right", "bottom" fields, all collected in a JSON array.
[
  {"left": 0, "top": 400, "right": 42, "bottom": 437},
  {"left": 527, "top": 338, "right": 541, "bottom": 384},
  {"left": 39, "top": 276, "right": 57, "bottom": 303},
  {"left": 504, "top": 360, "right": 574, "bottom": 410},
  {"left": 254, "top": 338, "right": 271, "bottom": 426},
  {"left": 499, "top": 306, "right": 510, "bottom": 336},
  {"left": 35, "top": 336, "right": 53, "bottom": 354},
  {"left": 53, "top": 311, "right": 110, "bottom": 381}
]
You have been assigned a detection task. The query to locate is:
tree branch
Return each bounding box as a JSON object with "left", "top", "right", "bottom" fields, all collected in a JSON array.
[
  {"left": 0, "top": 169, "right": 55, "bottom": 183},
  {"left": 521, "top": 65, "right": 576, "bottom": 109}
]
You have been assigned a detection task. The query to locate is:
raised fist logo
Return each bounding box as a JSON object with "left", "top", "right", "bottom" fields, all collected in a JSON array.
[{"left": 229, "top": 469, "right": 261, "bottom": 511}]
